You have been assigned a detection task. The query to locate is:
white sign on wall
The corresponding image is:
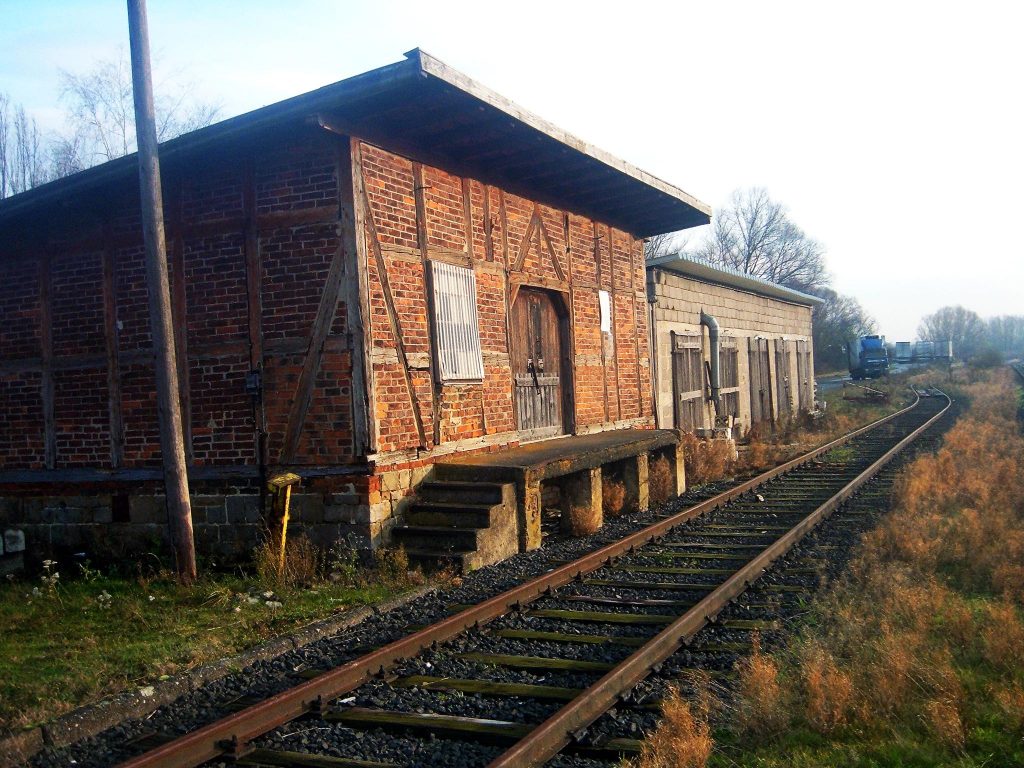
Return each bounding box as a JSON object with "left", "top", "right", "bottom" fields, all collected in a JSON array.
[{"left": 599, "top": 290, "right": 612, "bottom": 333}]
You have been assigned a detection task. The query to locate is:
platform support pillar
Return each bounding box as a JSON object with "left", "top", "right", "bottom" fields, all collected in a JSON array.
[
  {"left": 562, "top": 467, "right": 603, "bottom": 537},
  {"left": 622, "top": 453, "right": 649, "bottom": 513},
  {"left": 521, "top": 478, "right": 543, "bottom": 552},
  {"left": 671, "top": 440, "right": 687, "bottom": 496}
]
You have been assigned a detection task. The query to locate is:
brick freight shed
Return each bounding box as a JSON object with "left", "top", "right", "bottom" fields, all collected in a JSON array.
[
  {"left": 646, "top": 254, "right": 822, "bottom": 437},
  {"left": 0, "top": 50, "right": 711, "bottom": 566}
]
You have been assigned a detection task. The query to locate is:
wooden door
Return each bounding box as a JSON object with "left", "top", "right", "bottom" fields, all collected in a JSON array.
[
  {"left": 511, "top": 289, "right": 564, "bottom": 440},
  {"left": 748, "top": 337, "right": 774, "bottom": 426},
  {"left": 671, "top": 332, "right": 705, "bottom": 431},
  {"left": 796, "top": 340, "right": 810, "bottom": 411},
  {"left": 774, "top": 340, "right": 793, "bottom": 417}
]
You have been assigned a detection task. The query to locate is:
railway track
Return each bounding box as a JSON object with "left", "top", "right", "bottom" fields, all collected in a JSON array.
[{"left": 108, "top": 389, "right": 950, "bottom": 768}]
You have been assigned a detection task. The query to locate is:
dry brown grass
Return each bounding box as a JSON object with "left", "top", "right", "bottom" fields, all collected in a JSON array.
[
  {"left": 631, "top": 686, "right": 713, "bottom": 768},
  {"left": 679, "top": 432, "right": 733, "bottom": 486},
  {"left": 874, "top": 373, "right": 1024, "bottom": 600},
  {"left": 734, "top": 635, "right": 789, "bottom": 738},
  {"left": 924, "top": 697, "right": 966, "bottom": 751},
  {"left": 254, "top": 534, "right": 321, "bottom": 589},
  {"left": 981, "top": 599, "right": 1024, "bottom": 670},
  {"left": 601, "top": 476, "right": 627, "bottom": 517},
  {"left": 565, "top": 504, "right": 602, "bottom": 536},
  {"left": 372, "top": 545, "right": 411, "bottom": 586},
  {"left": 993, "top": 683, "right": 1024, "bottom": 732},
  {"left": 800, "top": 643, "right": 853, "bottom": 734},
  {"left": 648, "top": 455, "right": 674, "bottom": 506},
  {"left": 739, "top": 436, "right": 787, "bottom": 474}
]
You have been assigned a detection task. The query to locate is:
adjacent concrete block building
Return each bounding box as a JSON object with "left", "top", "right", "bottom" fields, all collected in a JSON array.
[{"left": 646, "top": 254, "right": 822, "bottom": 436}]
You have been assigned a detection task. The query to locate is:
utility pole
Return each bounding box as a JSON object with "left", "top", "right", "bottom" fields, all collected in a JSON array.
[{"left": 127, "top": 0, "right": 196, "bottom": 583}]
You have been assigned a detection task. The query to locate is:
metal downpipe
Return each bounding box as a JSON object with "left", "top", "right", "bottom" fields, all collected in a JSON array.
[{"left": 701, "top": 309, "right": 721, "bottom": 415}]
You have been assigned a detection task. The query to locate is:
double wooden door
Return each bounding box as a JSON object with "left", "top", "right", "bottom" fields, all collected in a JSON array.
[{"left": 511, "top": 289, "right": 565, "bottom": 440}]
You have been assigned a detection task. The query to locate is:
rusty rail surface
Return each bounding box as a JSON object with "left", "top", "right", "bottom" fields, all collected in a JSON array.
[
  {"left": 118, "top": 391, "right": 937, "bottom": 768},
  {"left": 487, "top": 389, "right": 951, "bottom": 767}
]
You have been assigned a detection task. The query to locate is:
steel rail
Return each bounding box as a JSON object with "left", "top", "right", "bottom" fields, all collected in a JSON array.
[
  {"left": 487, "top": 390, "right": 951, "bottom": 768},
  {"left": 117, "top": 391, "right": 927, "bottom": 768}
]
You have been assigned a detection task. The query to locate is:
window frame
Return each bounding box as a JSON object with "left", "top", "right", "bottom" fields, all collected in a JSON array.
[{"left": 428, "top": 260, "right": 485, "bottom": 383}]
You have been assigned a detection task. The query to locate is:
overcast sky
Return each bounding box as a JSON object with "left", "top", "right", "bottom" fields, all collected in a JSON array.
[{"left": 2, "top": 1, "right": 1021, "bottom": 341}]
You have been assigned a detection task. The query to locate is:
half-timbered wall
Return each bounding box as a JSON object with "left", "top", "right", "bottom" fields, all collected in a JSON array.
[
  {"left": 0, "top": 129, "right": 367, "bottom": 557},
  {"left": 356, "top": 141, "right": 653, "bottom": 466},
  {"left": 649, "top": 269, "right": 815, "bottom": 436}
]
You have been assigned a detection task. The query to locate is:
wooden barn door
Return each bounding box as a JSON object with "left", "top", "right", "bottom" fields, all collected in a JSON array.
[
  {"left": 671, "top": 332, "right": 705, "bottom": 431},
  {"left": 511, "top": 289, "right": 565, "bottom": 441},
  {"left": 796, "top": 340, "right": 813, "bottom": 411},
  {"left": 748, "top": 338, "right": 774, "bottom": 426},
  {"left": 774, "top": 340, "right": 793, "bottom": 418}
]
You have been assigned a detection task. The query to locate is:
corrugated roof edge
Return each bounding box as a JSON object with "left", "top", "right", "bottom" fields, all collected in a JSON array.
[
  {"left": 0, "top": 49, "right": 710, "bottom": 229},
  {"left": 646, "top": 252, "right": 825, "bottom": 306}
]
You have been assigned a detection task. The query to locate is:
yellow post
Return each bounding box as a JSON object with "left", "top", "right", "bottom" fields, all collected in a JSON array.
[
  {"left": 266, "top": 472, "right": 301, "bottom": 580},
  {"left": 278, "top": 484, "right": 292, "bottom": 578}
]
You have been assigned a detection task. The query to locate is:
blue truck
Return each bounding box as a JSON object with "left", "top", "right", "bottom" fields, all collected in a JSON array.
[{"left": 847, "top": 335, "right": 890, "bottom": 379}]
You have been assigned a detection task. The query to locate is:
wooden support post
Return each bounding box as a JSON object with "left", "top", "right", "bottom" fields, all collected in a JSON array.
[
  {"left": 127, "top": 0, "right": 196, "bottom": 583},
  {"left": 595, "top": 222, "right": 609, "bottom": 422},
  {"left": 242, "top": 156, "right": 267, "bottom": 491},
  {"left": 413, "top": 162, "right": 440, "bottom": 447},
  {"left": 462, "top": 177, "right": 487, "bottom": 436},
  {"left": 39, "top": 251, "right": 55, "bottom": 469},
  {"left": 630, "top": 239, "right": 643, "bottom": 418},
  {"left": 347, "top": 140, "right": 376, "bottom": 455},
  {"left": 169, "top": 180, "right": 192, "bottom": 462},
  {"left": 499, "top": 190, "right": 516, "bottom": 432},
  {"left": 359, "top": 169, "right": 426, "bottom": 449},
  {"left": 101, "top": 233, "right": 124, "bottom": 467}
]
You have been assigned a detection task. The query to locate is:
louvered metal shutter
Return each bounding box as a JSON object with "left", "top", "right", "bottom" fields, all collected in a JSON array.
[{"left": 430, "top": 261, "right": 485, "bottom": 381}]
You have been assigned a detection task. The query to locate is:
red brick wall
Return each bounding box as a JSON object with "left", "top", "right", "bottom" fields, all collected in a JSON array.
[
  {"left": 358, "top": 141, "right": 653, "bottom": 462},
  {"left": 0, "top": 130, "right": 357, "bottom": 475}
]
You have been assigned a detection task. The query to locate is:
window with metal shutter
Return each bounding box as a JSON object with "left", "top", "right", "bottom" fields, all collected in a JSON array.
[{"left": 430, "top": 261, "right": 485, "bottom": 382}]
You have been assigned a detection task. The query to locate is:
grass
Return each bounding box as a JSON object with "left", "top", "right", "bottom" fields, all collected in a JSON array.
[
  {"left": 0, "top": 542, "right": 422, "bottom": 735},
  {"left": 682, "top": 375, "right": 912, "bottom": 487},
  {"left": 634, "top": 367, "right": 1024, "bottom": 767}
]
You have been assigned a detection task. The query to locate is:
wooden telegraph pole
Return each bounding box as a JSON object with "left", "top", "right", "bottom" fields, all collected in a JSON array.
[{"left": 126, "top": 0, "right": 197, "bottom": 583}]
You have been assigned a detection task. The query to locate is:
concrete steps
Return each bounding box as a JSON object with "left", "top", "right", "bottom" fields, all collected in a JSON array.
[{"left": 391, "top": 480, "right": 518, "bottom": 572}]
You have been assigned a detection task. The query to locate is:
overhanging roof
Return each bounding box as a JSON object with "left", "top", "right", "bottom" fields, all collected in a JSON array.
[
  {"left": 0, "top": 49, "right": 710, "bottom": 238},
  {"left": 647, "top": 252, "right": 824, "bottom": 306}
]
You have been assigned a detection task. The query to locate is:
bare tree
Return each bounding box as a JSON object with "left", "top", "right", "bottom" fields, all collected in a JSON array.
[
  {"left": 644, "top": 231, "right": 689, "bottom": 261},
  {"left": 692, "top": 188, "right": 828, "bottom": 293},
  {"left": 0, "top": 93, "right": 9, "bottom": 197},
  {"left": 0, "top": 94, "right": 51, "bottom": 197},
  {"left": 0, "top": 54, "right": 222, "bottom": 199},
  {"left": 986, "top": 315, "right": 1024, "bottom": 356},
  {"left": 58, "top": 49, "right": 221, "bottom": 170},
  {"left": 918, "top": 305, "right": 987, "bottom": 359}
]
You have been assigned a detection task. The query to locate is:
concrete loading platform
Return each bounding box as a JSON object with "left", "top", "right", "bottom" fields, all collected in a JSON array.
[{"left": 392, "top": 430, "right": 685, "bottom": 570}]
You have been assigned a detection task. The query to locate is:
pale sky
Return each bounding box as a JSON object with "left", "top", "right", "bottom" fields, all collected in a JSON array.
[{"left": 2, "top": 1, "right": 1021, "bottom": 340}]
